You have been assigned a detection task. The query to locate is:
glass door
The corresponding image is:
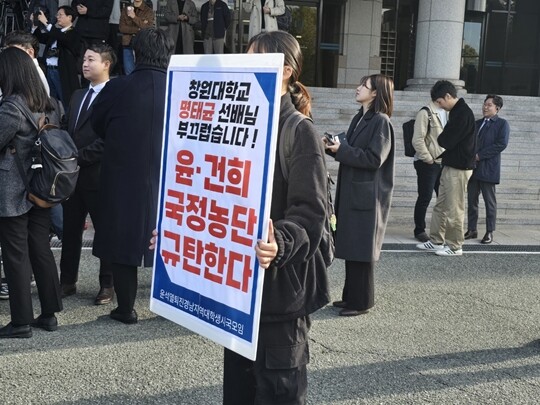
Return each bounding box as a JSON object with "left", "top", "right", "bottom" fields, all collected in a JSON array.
[
  {"left": 288, "top": 2, "right": 319, "bottom": 86},
  {"left": 461, "top": 15, "right": 483, "bottom": 93}
]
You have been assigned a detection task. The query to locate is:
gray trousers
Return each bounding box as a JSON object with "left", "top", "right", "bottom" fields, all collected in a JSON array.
[
  {"left": 204, "top": 37, "right": 225, "bottom": 54},
  {"left": 467, "top": 178, "right": 497, "bottom": 232}
]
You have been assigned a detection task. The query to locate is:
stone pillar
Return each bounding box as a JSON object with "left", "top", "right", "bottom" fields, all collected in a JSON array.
[
  {"left": 337, "top": 0, "right": 382, "bottom": 88},
  {"left": 406, "top": 0, "right": 466, "bottom": 91}
]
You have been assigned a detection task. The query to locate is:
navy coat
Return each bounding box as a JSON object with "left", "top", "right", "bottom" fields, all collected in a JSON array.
[
  {"left": 91, "top": 65, "right": 166, "bottom": 267},
  {"left": 200, "top": 0, "right": 231, "bottom": 39},
  {"left": 333, "top": 108, "right": 395, "bottom": 262},
  {"left": 471, "top": 115, "right": 509, "bottom": 184}
]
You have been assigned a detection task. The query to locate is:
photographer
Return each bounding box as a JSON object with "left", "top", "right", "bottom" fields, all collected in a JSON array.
[
  {"left": 119, "top": 0, "right": 154, "bottom": 75},
  {"left": 71, "top": 0, "right": 114, "bottom": 45},
  {"left": 26, "top": 0, "right": 58, "bottom": 27},
  {"left": 32, "top": 6, "right": 81, "bottom": 108}
]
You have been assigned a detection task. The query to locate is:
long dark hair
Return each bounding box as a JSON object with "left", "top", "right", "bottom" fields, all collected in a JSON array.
[
  {"left": 361, "top": 74, "right": 394, "bottom": 117},
  {"left": 0, "top": 47, "right": 53, "bottom": 113},
  {"left": 247, "top": 31, "right": 312, "bottom": 117}
]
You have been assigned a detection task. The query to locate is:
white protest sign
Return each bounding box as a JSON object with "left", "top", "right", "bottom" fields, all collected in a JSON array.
[{"left": 150, "top": 53, "right": 283, "bottom": 360}]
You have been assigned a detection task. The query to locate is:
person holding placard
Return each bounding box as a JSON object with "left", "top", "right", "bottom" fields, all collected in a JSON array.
[{"left": 222, "top": 30, "right": 330, "bottom": 405}]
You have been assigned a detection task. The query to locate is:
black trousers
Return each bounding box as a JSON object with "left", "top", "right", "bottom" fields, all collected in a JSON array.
[
  {"left": 110, "top": 263, "right": 138, "bottom": 313},
  {"left": 223, "top": 316, "right": 310, "bottom": 405},
  {"left": 0, "top": 207, "right": 62, "bottom": 325},
  {"left": 413, "top": 160, "right": 442, "bottom": 236},
  {"left": 60, "top": 186, "right": 113, "bottom": 288},
  {"left": 341, "top": 260, "right": 375, "bottom": 310}
]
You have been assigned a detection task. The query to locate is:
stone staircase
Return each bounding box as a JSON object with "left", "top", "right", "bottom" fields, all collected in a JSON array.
[{"left": 309, "top": 87, "right": 540, "bottom": 228}]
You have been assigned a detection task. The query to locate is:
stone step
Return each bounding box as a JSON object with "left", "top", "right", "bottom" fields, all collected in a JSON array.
[
  {"left": 310, "top": 87, "right": 540, "bottom": 106},
  {"left": 314, "top": 87, "right": 540, "bottom": 226},
  {"left": 389, "top": 196, "right": 540, "bottom": 210},
  {"left": 312, "top": 110, "right": 540, "bottom": 129},
  {"left": 386, "top": 212, "right": 540, "bottom": 226}
]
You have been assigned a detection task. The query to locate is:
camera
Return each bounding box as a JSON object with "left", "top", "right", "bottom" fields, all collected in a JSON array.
[
  {"left": 33, "top": 6, "right": 49, "bottom": 25},
  {"left": 324, "top": 132, "right": 336, "bottom": 145},
  {"left": 46, "top": 47, "right": 59, "bottom": 58},
  {"left": 33, "top": 6, "right": 43, "bottom": 21}
]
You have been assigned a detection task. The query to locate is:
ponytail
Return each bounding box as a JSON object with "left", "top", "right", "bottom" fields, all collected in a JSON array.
[{"left": 288, "top": 81, "right": 312, "bottom": 117}]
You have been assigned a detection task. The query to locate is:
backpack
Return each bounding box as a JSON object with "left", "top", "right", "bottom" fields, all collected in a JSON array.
[
  {"left": 6, "top": 98, "right": 80, "bottom": 208},
  {"left": 276, "top": 6, "right": 293, "bottom": 31},
  {"left": 278, "top": 111, "right": 336, "bottom": 266},
  {"left": 402, "top": 106, "right": 432, "bottom": 157}
]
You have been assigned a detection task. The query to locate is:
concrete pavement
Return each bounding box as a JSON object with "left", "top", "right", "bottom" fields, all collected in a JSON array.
[
  {"left": 1, "top": 226, "right": 540, "bottom": 404},
  {"left": 384, "top": 223, "right": 540, "bottom": 247}
]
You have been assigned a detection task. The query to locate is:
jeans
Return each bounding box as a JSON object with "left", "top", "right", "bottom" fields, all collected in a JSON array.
[
  {"left": 46, "top": 67, "right": 63, "bottom": 106},
  {"left": 50, "top": 204, "right": 63, "bottom": 240},
  {"left": 413, "top": 160, "right": 442, "bottom": 236},
  {"left": 123, "top": 47, "right": 135, "bottom": 75}
]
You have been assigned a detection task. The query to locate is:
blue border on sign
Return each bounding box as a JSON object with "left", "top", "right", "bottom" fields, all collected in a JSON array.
[{"left": 153, "top": 69, "right": 279, "bottom": 342}]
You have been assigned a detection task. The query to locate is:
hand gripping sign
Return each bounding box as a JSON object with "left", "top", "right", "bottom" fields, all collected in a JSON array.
[{"left": 150, "top": 53, "right": 284, "bottom": 360}]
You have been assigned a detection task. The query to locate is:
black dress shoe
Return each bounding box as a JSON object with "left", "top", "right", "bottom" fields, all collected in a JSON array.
[
  {"left": 94, "top": 287, "right": 115, "bottom": 305},
  {"left": 31, "top": 314, "right": 58, "bottom": 332},
  {"left": 110, "top": 308, "right": 138, "bottom": 324},
  {"left": 61, "top": 283, "right": 76, "bottom": 298},
  {"left": 481, "top": 231, "right": 493, "bottom": 244},
  {"left": 339, "top": 308, "right": 369, "bottom": 317},
  {"left": 464, "top": 230, "right": 478, "bottom": 239},
  {"left": 415, "top": 232, "right": 430, "bottom": 242},
  {"left": 332, "top": 300, "right": 347, "bottom": 308},
  {"left": 0, "top": 323, "right": 32, "bottom": 338}
]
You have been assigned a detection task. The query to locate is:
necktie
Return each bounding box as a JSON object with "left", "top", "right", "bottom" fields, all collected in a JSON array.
[
  {"left": 75, "top": 88, "right": 94, "bottom": 129},
  {"left": 478, "top": 118, "right": 489, "bottom": 134}
]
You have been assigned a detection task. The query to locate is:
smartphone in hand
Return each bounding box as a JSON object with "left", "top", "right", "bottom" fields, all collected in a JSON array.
[{"left": 324, "top": 132, "right": 335, "bottom": 145}]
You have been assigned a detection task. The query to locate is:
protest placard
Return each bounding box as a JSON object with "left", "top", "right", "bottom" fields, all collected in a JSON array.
[{"left": 150, "top": 53, "right": 284, "bottom": 360}]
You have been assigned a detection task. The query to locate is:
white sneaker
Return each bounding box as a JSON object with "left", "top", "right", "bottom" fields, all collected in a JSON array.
[
  {"left": 435, "top": 248, "right": 463, "bottom": 256},
  {"left": 416, "top": 241, "right": 445, "bottom": 251}
]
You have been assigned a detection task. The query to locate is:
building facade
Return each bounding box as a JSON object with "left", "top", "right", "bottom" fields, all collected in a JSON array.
[{"left": 162, "top": 0, "right": 540, "bottom": 95}]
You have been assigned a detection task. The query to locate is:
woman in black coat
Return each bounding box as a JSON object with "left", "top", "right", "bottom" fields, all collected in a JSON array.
[
  {"left": 220, "top": 31, "right": 330, "bottom": 405},
  {"left": 0, "top": 48, "right": 63, "bottom": 338},
  {"left": 324, "top": 74, "right": 395, "bottom": 317},
  {"left": 148, "top": 30, "right": 330, "bottom": 404}
]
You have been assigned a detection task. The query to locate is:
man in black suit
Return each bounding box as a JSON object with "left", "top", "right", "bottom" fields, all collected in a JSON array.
[
  {"left": 33, "top": 6, "right": 81, "bottom": 109},
  {"left": 72, "top": 0, "right": 114, "bottom": 45},
  {"left": 91, "top": 28, "right": 174, "bottom": 324},
  {"left": 60, "top": 43, "right": 117, "bottom": 305}
]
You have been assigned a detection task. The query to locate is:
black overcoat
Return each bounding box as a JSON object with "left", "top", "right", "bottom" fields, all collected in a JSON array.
[
  {"left": 35, "top": 26, "right": 82, "bottom": 105},
  {"left": 90, "top": 65, "right": 166, "bottom": 267},
  {"left": 333, "top": 108, "right": 395, "bottom": 262}
]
